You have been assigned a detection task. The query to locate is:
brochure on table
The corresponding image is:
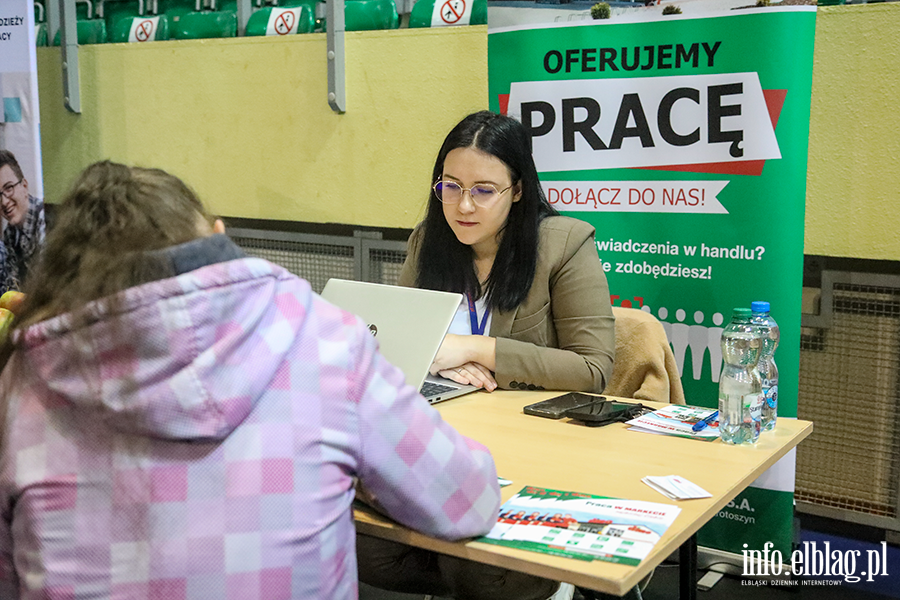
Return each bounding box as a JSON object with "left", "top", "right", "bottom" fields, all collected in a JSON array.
[
  {"left": 626, "top": 405, "right": 720, "bottom": 441},
  {"left": 479, "top": 486, "right": 680, "bottom": 566}
]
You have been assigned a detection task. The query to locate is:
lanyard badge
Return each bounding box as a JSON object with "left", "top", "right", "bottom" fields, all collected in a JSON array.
[{"left": 467, "top": 293, "right": 490, "bottom": 336}]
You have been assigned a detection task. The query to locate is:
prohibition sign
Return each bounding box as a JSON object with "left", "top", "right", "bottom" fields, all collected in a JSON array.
[
  {"left": 274, "top": 10, "right": 295, "bottom": 35},
  {"left": 440, "top": 0, "right": 466, "bottom": 24},
  {"left": 134, "top": 19, "right": 154, "bottom": 42}
]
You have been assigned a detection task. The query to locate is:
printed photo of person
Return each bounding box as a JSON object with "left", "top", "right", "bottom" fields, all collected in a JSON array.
[{"left": 0, "top": 149, "right": 45, "bottom": 293}]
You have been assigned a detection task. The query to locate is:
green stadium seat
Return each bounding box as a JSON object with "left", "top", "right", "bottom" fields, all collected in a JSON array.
[
  {"left": 157, "top": 0, "right": 200, "bottom": 22},
  {"left": 36, "top": 23, "right": 48, "bottom": 47},
  {"left": 76, "top": 0, "right": 93, "bottom": 20},
  {"left": 216, "top": 0, "right": 318, "bottom": 11},
  {"left": 171, "top": 10, "right": 237, "bottom": 39},
  {"left": 409, "top": 0, "right": 485, "bottom": 28},
  {"left": 34, "top": 1, "right": 45, "bottom": 24},
  {"left": 245, "top": 6, "right": 314, "bottom": 36},
  {"left": 344, "top": 0, "right": 398, "bottom": 32},
  {"left": 110, "top": 14, "right": 170, "bottom": 42},
  {"left": 100, "top": 0, "right": 143, "bottom": 36},
  {"left": 52, "top": 19, "right": 108, "bottom": 45}
]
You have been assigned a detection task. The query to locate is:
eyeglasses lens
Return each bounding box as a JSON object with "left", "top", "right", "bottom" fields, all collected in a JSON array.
[
  {"left": 438, "top": 181, "right": 461, "bottom": 203},
  {"left": 470, "top": 185, "right": 498, "bottom": 204},
  {"left": 1, "top": 180, "right": 20, "bottom": 199},
  {"left": 435, "top": 181, "right": 500, "bottom": 206}
]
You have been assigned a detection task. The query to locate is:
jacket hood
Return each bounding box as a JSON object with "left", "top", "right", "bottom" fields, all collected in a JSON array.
[{"left": 13, "top": 254, "right": 311, "bottom": 442}]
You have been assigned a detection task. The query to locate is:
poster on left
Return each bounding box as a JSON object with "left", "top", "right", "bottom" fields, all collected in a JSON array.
[{"left": 0, "top": 0, "right": 44, "bottom": 202}]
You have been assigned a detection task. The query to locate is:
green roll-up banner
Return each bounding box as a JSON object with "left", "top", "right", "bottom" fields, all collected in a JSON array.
[{"left": 488, "top": 6, "right": 816, "bottom": 558}]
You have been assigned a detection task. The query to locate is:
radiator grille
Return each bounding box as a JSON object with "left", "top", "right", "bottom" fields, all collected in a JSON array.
[
  {"left": 229, "top": 235, "right": 356, "bottom": 295},
  {"left": 364, "top": 246, "right": 407, "bottom": 286},
  {"left": 797, "top": 278, "right": 900, "bottom": 521},
  {"left": 227, "top": 228, "right": 408, "bottom": 294}
]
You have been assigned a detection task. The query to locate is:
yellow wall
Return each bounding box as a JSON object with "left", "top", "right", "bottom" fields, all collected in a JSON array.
[
  {"left": 37, "top": 27, "right": 487, "bottom": 229},
  {"left": 805, "top": 4, "right": 900, "bottom": 260},
  {"left": 37, "top": 5, "right": 900, "bottom": 260}
]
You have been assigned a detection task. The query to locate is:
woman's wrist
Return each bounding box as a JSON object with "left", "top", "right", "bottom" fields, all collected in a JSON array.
[{"left": 471, "top": 335, "right": 497, "bottom": 371}]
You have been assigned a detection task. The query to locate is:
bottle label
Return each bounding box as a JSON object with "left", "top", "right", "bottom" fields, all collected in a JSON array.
[
  {"left": 744, "top": 393, "right": 763, "bottom": 422},
  {"left": 765, "top": 385, "right": 778, "bottom": 409}
]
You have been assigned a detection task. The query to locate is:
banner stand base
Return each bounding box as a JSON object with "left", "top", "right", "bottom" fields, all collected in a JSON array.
[{"left": 662, "top": 546, "right": 793, "bottom": 582}]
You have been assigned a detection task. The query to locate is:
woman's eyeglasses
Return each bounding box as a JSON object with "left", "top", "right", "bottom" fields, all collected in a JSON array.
[{"left": 433, "top": 180, "right": 513, "bottom": 208}]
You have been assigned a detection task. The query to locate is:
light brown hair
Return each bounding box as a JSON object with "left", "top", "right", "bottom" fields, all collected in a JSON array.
[{"left": 1, "top": 161, "right": 216, "bottom": 369}]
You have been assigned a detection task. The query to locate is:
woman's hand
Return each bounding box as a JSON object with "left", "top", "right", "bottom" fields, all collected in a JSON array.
[{"left": 435, "top": 361, "right": 497, "bottom": 392}]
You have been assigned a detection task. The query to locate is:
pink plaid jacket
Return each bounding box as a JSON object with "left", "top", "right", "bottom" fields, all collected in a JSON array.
[{"left": 0, "top": 257, "right": 500, "bottom": 599}]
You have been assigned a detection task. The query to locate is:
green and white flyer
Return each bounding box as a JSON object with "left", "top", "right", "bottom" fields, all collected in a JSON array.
[
  {"left": 488, "top": 6, "right": 816, "bottom": 560},
  {"left": 480, "top": 486, "right": 680, "bottom": 566}
]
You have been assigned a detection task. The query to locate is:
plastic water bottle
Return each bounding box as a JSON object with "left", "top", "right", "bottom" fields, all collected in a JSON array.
[
  {"left": 751, "top": 301, "right": 780, "bottom": 432},
  {"left": 718, "top": 308, "right": 763, "bottom": 445}
]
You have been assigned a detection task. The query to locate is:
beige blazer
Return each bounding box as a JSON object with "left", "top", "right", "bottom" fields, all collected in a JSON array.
[
  {"left": 603, "top": 307, "right": 685, "bottom": 405},
  {"left": 398, "top": 216, "right": 615, "bottom": 393}
]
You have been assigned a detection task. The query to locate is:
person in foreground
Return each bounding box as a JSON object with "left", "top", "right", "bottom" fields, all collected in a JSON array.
[
  {"left": 398, "top": 110, "right": 615, "bottom": 394},
  {"left": 0, "top": 161, "right": 501, "bottom": 599},
  {"left": 0, "top": 150, "right": 46, "bottom": 294},
  {"left": 357, "top": 112, "right": 616, "bottom": 599}
]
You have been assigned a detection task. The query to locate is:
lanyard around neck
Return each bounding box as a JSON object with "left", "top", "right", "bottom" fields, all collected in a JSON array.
[{"left": 467, "top": 293, "right": 490, "bottom": 336}]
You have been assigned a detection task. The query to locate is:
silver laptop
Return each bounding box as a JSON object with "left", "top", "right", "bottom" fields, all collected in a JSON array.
[{"left": 320, "top": 279, "right": 479, "bottom": 404}]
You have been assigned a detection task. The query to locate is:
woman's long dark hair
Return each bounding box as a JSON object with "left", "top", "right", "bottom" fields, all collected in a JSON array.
[{"left": 416, "top": 111, "right": 558, "bottom": 312}]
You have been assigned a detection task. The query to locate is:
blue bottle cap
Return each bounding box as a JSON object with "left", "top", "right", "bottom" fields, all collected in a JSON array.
[{"left": 751, "top": 301, "right": 770, "bottom": 313}]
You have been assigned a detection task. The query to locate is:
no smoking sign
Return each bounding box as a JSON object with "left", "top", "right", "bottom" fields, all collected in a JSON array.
[
  {"left": 432, "top": 0, "right": 471, "bottom": 27},
  {"left": 274, "top": 11, "right": 295, "bottom": 35},
  {"left": 267, "top": 8, "right": 301, "bottom": 35},
  {"left": 441, "top": 0, "right": 466, "bottom": 23},
  {"left": 128, "top": 17, "right": 158, "bottom": 43}
]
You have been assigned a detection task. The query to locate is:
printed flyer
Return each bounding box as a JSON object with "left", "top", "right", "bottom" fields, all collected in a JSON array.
[
  {"left": 626, "top": 404, "right": 720, "bottom": 441},
  {"left": 479, "top": 486, "right": 680, "bottom": 566}
]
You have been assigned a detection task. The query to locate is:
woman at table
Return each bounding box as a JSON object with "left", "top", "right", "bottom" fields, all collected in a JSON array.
[
  {"left": 397, "top": 110, "right": 616, "bottom": 394},
  {"left": 357, "top": 111, "right": 615, "bottom": 600},
  {"left": 0, "top": 161, "right": 501, "bottom": 599}
]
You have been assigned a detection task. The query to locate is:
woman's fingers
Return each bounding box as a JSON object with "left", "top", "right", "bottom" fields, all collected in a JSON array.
[
  {"left": 463, "top": 362, "right": 497, "bottom": 391},
  {"left": 434, "top": 363, "right": 497, "bottom": 392}
]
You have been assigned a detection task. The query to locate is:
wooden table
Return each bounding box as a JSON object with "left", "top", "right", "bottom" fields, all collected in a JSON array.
[{"left": 355, "top": 391, "right": 813, "bottom": 597}]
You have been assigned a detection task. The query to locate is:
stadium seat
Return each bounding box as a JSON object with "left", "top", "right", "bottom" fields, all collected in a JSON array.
[
  {"left": 110, "top": 14, "right": 170, "bottom": 42},
  {"left": 157, "top": 0, "right": 200, "bottom": 22},
  {"left": 52, "top": 19, "right": 108, "bottom": 45},
  {"left": 36, "top": 23, "right": 48, "bottom": 47},
  {"left": 76, "top": 0, "right": 93, "bottom": 20},
  {"left": 99, "top": 0, "right": 143, "bottom": 36},
  {"left": 409, "top": 0, "right": 486, "bottom": 28},
  {"left": 171, "top": 10, "right": 237, "bottom": 39},
  {"left": 245, "top": 5, "right": 314, "bottom": 36},
  {"left": 344, "top": 0, "right": 398, "bottom": 31}
]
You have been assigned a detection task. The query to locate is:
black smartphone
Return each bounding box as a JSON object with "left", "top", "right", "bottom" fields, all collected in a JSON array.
[
  {"left": 523, "top": 393, "right": 605, "bottom": 419},
  {"left": 563, "top": 400, "right": 647, "bottom": 427}
]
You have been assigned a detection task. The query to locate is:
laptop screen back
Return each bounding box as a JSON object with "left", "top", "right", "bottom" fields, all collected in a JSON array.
[{"left": 320, "top": 279, "right": 462, "bottom": 390}]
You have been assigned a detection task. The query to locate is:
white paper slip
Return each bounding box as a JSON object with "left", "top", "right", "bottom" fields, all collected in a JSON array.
[
  {"left": 498, "top": 477, "right": 513, "bottom": 487},
  {"left": 642, "top": 475, "right": 712, "bottom": 500}
]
